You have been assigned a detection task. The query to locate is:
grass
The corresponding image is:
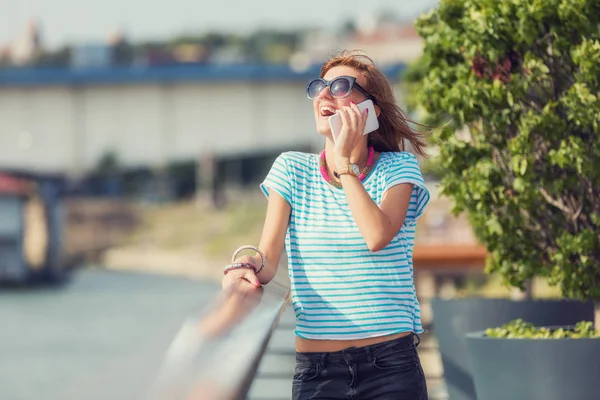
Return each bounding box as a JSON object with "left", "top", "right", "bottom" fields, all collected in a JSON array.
[{"left": 122, "top": 193, "right": 267, "bottom": 263}]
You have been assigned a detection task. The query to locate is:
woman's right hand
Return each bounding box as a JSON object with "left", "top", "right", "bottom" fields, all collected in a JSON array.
[{"left": 221, "top": 255, "right": 262, "bottom": 290}]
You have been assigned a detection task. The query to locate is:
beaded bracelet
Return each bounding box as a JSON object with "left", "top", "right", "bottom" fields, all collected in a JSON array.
[
  {"left": 231, "top": 245, "right": 265, "bottom": 274},
  {"left": 223, "top": 262, "right": 257, "bottom": 275}
]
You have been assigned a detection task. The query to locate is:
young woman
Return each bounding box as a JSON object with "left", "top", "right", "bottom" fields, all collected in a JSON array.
[{"left": 222, "top": 51, "right": 430, "bottom": 400}]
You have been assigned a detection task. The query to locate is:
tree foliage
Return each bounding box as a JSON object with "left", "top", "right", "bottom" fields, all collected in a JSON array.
[{"left": 410, "top": 0, "right": 600, "bottom": 300}]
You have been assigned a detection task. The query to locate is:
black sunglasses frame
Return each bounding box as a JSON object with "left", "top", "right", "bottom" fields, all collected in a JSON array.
[{"left": 306, "top": 76, "right": 374, "bottom": 102}]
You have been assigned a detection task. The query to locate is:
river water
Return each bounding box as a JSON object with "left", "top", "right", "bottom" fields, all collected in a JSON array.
[{"left": 0, "top": 268, "right": 219, "bottom": 400}]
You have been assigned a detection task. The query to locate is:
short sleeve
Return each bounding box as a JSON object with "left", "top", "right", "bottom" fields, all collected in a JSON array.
[
  {"left": 260, "top": 153, "right": 293, "bottom": 205},
  {"left": 383, "top": 153, "right": 430, "bottom": 225}
]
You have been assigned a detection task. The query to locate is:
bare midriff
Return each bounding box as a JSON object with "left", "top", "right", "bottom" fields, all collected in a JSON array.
[{"left": 295, "top": 331, "right": 412, "bottom": 353}]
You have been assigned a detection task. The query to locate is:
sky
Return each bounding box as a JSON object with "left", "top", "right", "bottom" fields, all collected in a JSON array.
[{"left": 1, "top": 0, "right": 438, "bottom": 48}]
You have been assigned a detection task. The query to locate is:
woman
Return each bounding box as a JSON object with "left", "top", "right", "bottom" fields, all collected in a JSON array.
[{"left": 222, "top": 51, "right": 430, "bottom": 400}]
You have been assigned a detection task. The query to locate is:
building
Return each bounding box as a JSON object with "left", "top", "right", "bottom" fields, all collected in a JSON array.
[
  {"left": 1, "top": 19, "right": 43, "bottom": 66},
  {"left": 293, "top": 15, "right": 424, "bottom": 68}
]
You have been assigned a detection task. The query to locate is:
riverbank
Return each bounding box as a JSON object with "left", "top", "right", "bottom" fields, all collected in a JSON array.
[{"left": 101, "top": 192, "right": 266, "bottom": 282}]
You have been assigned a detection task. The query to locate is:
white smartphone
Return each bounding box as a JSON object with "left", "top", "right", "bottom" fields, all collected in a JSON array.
[{"left": 328, "top": 99, "right": 379, "bottom": 143}]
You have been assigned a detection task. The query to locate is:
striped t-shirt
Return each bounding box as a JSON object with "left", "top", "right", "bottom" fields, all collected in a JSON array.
[{"left": 260, "top": 151, "right": 430, "bottom": 340}]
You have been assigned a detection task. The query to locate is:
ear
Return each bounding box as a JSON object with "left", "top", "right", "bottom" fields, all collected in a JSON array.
[{"left": 374, "top": 104, "right": 381, "bottom": 117}]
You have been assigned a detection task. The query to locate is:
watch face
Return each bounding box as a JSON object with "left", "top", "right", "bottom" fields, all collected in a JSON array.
[{"left": 350, "top": 164, "right": 360, "bottom": 175}]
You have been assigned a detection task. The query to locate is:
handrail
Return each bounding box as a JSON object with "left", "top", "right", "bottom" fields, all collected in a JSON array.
[{"left": 147, "top": 267, "right": 291, "bottom": 400}]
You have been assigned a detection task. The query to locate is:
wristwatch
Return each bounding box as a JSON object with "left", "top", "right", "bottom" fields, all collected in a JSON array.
[{"left": 334, "top": 163, "right": 360, "bottom": 179}]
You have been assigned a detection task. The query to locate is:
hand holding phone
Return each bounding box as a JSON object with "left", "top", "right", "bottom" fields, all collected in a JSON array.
[{"left": 328, "top": 99, "right": 379, "bottom": 143}]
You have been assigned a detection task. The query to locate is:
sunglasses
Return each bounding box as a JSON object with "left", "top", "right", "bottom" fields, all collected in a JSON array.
[{"left": 306, "top": 76, "right": 374, "bottom": 102}]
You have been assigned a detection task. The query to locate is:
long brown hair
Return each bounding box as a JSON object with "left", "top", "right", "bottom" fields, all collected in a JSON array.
[{"left": 320, "top": 50, "right": 428, "bottom": 157}]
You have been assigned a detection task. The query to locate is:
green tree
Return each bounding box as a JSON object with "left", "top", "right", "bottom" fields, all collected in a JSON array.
[
  {"left": 409, "top": 0, "right": 600, "bottom": 329},
  {"left": 244, "top": 29, "right": 302, "bottom": 63}
]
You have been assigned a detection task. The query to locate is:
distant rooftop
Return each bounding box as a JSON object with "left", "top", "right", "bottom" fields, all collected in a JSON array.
[{"left": 0, "top": 63, "right": 407, "bottom": 86}]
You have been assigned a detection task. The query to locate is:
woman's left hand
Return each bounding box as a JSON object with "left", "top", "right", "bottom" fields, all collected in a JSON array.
[{"left": 333, "top": 101, "right": 368, "bottom": 166}]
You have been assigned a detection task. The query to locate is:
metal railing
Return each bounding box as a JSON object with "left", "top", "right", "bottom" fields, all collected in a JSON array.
[{"left": 148, "top": 267, "right": 291, "bottom": 400}]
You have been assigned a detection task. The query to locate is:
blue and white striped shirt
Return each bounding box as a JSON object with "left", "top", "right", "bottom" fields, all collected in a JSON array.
[{"left": 260, "top": 151, "right": 430, "bottom": 340}]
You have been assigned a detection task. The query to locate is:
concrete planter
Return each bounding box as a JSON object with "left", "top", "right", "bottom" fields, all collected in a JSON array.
[
  {"left": 431, "top": 298, "right": 594, "bottom": 400},
  {"left": 466, "top": 331, "right": 600, "bottom": 400}
]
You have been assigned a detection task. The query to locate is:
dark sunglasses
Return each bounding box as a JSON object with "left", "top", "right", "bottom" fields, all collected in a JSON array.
[{"left": 306, "top": 76, "right": 374, "bottom": 102}]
